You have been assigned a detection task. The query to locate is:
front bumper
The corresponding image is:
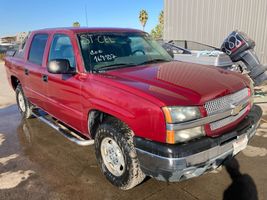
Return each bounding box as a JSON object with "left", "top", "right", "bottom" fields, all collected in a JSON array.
[{"left": 134, "top": 105, "right": 262, "bottom": 182}]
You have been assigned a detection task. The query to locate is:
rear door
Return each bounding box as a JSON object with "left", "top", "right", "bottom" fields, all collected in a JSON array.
[
  {"left": 24, "top": 34, "right": 49, "bottom": 109},
  {"left": 44, "top": 33, "right": 83, "bottom": 131}
]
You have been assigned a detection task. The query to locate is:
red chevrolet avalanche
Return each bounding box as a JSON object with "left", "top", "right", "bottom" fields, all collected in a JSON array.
[{"left": 4, "top": 27, "right": 262, "bottom": 189}]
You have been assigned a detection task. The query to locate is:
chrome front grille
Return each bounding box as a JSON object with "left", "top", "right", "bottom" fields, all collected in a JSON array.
[
  {"left": 205, "top": 88, "right": 249, "bottom": 115},
  {"left": 210, "top": 107, "right": 247, "bottom": 130},
  {"left": 204, "top": 88, "right": 249, "bottom": 131}
]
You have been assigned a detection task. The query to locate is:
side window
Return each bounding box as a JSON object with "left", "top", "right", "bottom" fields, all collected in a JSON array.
[
  {"left": 28, "top": 34, "right": 48, "bottom": 65},
  {"left": 49, "top": 34, "right": 76, "bottom": 68}
]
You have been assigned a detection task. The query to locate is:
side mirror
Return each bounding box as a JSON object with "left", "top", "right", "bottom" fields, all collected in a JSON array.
[
  {"left": 47, "top": 59, "right": 76, "bottom": 74},
  {"left": 166, "top": 49, "right": 174, "bottom": 58},
  {"left": 162, "top": 44, "right": 175, "bottom": 58}
]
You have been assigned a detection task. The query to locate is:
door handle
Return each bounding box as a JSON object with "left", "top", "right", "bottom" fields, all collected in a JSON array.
[
  {"left": 42, "top": 74, "right": 48, "bottom": 82},
  {"left": 24, "top": 68, "right": 29, "bottom": 75}
]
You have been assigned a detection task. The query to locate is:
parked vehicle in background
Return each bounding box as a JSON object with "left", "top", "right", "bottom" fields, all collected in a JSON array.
[
  {"left": 0, "top": 44, "right": 19, "bottom": 54},
  {"left": 161, "top": 31, "right": 267, "bottom": 87},
  {"left": 4, "top": 27, "right": 262, "bottom": 189}
]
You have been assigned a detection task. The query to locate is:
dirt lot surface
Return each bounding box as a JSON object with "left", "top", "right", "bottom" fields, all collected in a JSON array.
[
  {"left": 0, "top": 62, "right": 267, "bottom": 200},
  {"left": 0, "top": 62, "right": 15, "bottom": 108}
]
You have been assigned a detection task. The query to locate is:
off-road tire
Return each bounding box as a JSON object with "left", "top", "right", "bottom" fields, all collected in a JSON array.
[
  {"left": 95, "top": 117, "right": 145, "bottom": 190},
  {"left": 15, "top": 84, "right": 33, "bottom": 119}
]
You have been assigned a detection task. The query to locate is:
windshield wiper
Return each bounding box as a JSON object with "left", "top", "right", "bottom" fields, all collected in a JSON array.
[
  {"left": 138, "top": 59, "right": 171, "bottom": 65},
  {"left": 94, "top": 63, "right": 138, "bottom": 72},
  {"left": 93, "top": 59, "right": 170, "bottom": 73}
]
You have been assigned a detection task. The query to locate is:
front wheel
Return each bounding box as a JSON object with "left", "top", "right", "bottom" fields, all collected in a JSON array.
[
  {"left": 15, "top": 85, "right": 33, "bottom": 119},
  {"left": 94, "top": 117, "right": 145, "bottom": 190}
]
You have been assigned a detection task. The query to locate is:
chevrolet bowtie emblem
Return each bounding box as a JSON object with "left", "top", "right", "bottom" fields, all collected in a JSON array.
[{"left": 231, "top": 104, "right": 243, "bottom": 116}]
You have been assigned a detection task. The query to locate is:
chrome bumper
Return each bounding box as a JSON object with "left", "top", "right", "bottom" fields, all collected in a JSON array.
[{"left": 134, "top": 105, "right": 262, "bottom": 182}]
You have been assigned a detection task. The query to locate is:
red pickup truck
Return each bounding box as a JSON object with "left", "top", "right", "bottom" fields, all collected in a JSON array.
[{"left": 4, "top": 27, "right": 262, "bottom": 190}]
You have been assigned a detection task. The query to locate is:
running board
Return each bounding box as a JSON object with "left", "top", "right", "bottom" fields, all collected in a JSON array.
[{"left": 32, "top": 110, "right": 94, "bottom": 146}]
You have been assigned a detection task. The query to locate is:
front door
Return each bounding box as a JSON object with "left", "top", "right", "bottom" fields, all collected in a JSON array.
[{"left": 44, "top": 34, "right": 83, "bottom": 131}]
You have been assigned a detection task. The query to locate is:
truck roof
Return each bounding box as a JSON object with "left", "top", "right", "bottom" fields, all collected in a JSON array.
[{"left": 31, "top": 27, "right": 143, "bottom": 34}]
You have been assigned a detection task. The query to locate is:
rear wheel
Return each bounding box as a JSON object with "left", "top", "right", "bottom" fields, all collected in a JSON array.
[
  {"left": 94, "top": 117, "right": 145, "bottom": 190},
  {"left": 15, "top": 85, "right": 33, "bottom": 119}
]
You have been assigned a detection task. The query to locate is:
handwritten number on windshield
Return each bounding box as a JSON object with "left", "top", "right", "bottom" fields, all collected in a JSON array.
[{"left": 93, "top": 54, "right": 117, "bottom": 63}]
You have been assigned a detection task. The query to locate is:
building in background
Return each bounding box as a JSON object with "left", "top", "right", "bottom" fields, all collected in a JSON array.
[
  {"left": 16, "top": 32, "right": 28, "bottom": 44},
  {"left": 163, "top": 0, "right": 267, "bottom": 64},
  {"left": 0, "top": 36, "right": 16, "bottom": 45}
]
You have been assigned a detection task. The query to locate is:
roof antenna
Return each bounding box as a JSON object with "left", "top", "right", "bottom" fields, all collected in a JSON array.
[{"left": 85, "top": 5, "right": 88, "bottom": 27}]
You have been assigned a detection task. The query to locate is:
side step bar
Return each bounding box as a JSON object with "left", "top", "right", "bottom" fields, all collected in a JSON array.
[{"left": 32, "top": 110, "right": 94, "bottom": 146}]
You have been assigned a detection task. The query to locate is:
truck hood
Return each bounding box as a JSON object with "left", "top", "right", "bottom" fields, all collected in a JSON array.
[{"left": 99, "top": 61, "right": 249, "bottom": 106}]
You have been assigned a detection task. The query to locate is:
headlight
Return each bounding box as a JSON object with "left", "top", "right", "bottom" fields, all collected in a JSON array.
[
  {"left": 162, "top": 106, "right": 201, "bottom": 123},
  {"left": 162, "top": 106, "right": 204, "bottom": 144},
  {"left": 166, "top": 126, "right": 205, "bottom": 144}
]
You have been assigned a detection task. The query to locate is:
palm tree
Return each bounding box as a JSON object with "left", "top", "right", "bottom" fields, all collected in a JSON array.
[
  {"left": 139, "top": 10, "right": 148, "bottom": 31},
  {"left": 150, "top": 11, "right": 164, "bottom": 39},
  {"left": 159, "top": 10, "right": 164, "bottom": 25},
  {"left": 72, "top": 22, "right": 80, "bottom": 27}
]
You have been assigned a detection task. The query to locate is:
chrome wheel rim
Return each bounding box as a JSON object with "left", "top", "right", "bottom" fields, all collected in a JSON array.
[
  {"left": 18, "top": 92, "right": 26, "bottom": 112},
  {"left": 100, "top": 137, "right": 125, "bottom": 177}
]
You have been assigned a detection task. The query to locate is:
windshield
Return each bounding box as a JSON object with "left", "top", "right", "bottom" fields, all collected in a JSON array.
[{"left": 77, "top": 32, "right": 172, "bottom": 71}]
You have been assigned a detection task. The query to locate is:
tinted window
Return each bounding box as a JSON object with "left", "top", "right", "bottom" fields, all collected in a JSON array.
[
  {"left": 28, "top": 34, "right": 48, "bottom": 65},
  {"left": 49, "top": 34, "right": 76, "bottom": 68}
]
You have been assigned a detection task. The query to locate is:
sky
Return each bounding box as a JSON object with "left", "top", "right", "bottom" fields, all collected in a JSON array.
[{"left": 0, "top": 0, "right": 163, "bottom": 37}]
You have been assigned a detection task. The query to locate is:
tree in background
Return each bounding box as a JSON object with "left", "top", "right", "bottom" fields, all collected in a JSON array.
[
  {"left": 151, "top": 10, "right": 164, "bottom": 39},
  {"left": 139, "top": 10, "right": 148, "bottom": 31},
  {"left": 72, "top": 22, "right": 80, "bottom": 27},
  {"left": 159, "top": 10, "right": 164, "bottom": 25}
]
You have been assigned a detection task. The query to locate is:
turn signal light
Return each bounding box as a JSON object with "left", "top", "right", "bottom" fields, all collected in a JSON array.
[{"left": 166, "top": 130, "right": 175, "bottom": 144}]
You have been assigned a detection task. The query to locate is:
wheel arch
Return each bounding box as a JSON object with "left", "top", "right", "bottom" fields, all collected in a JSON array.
[
  {"left": 11, "top": 75, "right": 20, "bottom": 90},
  {"left": 87, "top": 108, "right": 134, "bottom": 139}
]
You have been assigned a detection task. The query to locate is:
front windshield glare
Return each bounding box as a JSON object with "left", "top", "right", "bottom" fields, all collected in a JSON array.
[{"left": 78, "top": 32, "right": 172, "bottom": 71}]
